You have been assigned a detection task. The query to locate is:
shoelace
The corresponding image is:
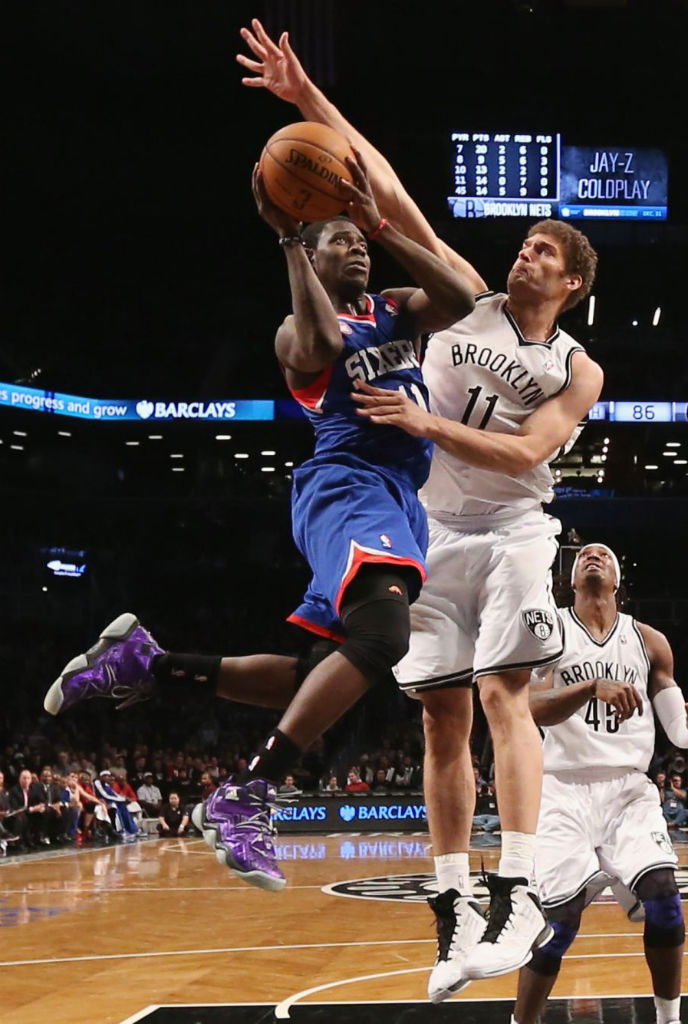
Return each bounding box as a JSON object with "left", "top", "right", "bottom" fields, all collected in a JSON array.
[
  {"left": 77, "top": 662, "right": 154, "bottom": 710},
  {"left": 113, "top": 684, "right": 154, "bottom": 711},
  {"left": 434, "top": 906, "right": 457, "bottom": 962},
  {"left": 431, "top": 892, "right": 472, "bottom": 961},
  {"left": 480, "top": 868, "right": 516, "bottom": 944},
  {"left": 230, "top": 811, "right": 277, "bottom": 851}
]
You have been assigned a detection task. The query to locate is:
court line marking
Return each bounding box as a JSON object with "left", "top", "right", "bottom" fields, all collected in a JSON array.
[
  {"left": 118, "top": 997, "right": 669, "bottom": 1021},
  {"left": 0, "top": 936, "right": 663, "bottom": 970},
  {"left": 0, "top": 939, "right": 431, "bottom": 968},
  {"left": 119, "top": 1008, "right": 159, "bottom": 1024},
  {"left": 275, "top": 967, "right": 430, "bottom": 1017},
  {"left": 273, "top": 971, "right": 663, "bottom": 1019}
]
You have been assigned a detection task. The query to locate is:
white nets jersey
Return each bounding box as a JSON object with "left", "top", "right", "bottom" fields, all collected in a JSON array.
[
  {"left": 542, "top": 607, "right": 655, "bottom": 773},
  {"left": 421, "top": 292, "right": 585, "bottom": 518}
]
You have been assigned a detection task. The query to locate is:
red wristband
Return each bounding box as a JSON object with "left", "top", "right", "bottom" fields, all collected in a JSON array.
[{"left": 367, "top": 218, "right": 388, "bottom": 241}]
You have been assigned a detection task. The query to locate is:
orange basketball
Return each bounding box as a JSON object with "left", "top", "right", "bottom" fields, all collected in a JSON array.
[{"left": 259, "top": 121, "right": 355, "bottom": 223}]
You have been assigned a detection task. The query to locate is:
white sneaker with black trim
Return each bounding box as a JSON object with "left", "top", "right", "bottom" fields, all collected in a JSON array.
[
  {"left": 427, "top": 888, "right": 487, "bottom": 1003},
  {"left": 461, "top": 874, "right": 553, "bottom": 980}
]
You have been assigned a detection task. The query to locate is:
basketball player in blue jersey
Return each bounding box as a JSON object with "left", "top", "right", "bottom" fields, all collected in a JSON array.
[
  {"left": 43, "top": 149, "right": 475, "bottom": 892},
  {"left": 235, "top": 20, "right": 603, "bottom": 988},
  {"left": 512, "top": 544, "right": 685, "bottom": 1024}
]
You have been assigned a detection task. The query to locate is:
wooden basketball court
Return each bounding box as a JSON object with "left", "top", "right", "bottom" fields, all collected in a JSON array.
[{"left": 1, "top": 833, "right": 686, "bottom": 1023}]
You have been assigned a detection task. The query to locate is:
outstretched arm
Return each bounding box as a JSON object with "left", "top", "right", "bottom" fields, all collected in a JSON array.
[
  {"left": 353, "top": 351, "right": 603, "bottom": 475},
  {"left": 237, "top": 19, "right": 487, "bottom": 293}
]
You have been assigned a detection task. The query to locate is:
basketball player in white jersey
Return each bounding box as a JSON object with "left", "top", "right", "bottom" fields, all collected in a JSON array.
[
  {"left": 511, "top": 543, "right": 685, "bottom": 1024},
  {"left": 237, "top": 20, "right": 603, "bottom": 989}
]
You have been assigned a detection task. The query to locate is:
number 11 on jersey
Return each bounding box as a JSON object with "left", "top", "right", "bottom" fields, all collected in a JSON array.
[{"left": 461, "top": 385, "right": 499, "bottom": 429}]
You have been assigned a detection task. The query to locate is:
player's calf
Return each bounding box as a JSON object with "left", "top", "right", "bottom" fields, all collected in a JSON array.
[{"left": 512, "top": 892, "right": 583, "bottom": 1024}]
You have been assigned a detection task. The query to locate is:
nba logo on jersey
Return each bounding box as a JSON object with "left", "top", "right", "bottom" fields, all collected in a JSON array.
[
  {"left": 380, "top": 534, "right": 392, "bottom": 548},
  {"left": 523, "top": 608, "right": 555, "bottom": 641}
]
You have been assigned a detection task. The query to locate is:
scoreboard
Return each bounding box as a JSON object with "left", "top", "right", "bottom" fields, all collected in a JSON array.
[
  {"left": 587, "top": 402, "right": 688, "bottom": 423},
  {"left": 451, "top": 132, "right": 559, "bottom": 218},
  {"left": 449, "top": 132, "right": 668, "bottom": 220}
]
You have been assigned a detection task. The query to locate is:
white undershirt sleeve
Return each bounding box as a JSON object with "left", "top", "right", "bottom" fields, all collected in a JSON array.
[{"left": 652, "top": 686, "right": 688, "bottom": 748}]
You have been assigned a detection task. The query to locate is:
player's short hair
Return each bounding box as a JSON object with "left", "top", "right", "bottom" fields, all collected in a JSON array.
[
  {"left": 301, "top": 216, "right": 358, "bottom": 251},
  {"left": 528, "top": 219, "right": 598, "bottom": 311}
]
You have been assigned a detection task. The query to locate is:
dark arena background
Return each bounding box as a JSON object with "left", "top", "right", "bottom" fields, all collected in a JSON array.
[{"left": 3, "top": 1, "right": 688, "bottom": 1022}]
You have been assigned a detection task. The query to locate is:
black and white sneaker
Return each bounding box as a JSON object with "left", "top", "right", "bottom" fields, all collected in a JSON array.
[
  {"left": 427, "top": 889, "right": 486, "bottom": 1003},
  {"left": 462, "top": 874, "right": 553, "bottom": 980}
]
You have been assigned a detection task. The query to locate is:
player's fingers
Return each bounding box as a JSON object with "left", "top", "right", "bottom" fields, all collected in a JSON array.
[
  {"left": 339, "top": 178, "right": 366, "bottom": 201},
  {"left": 344, "top": 155, "right": 368, "bottom": 189},
  {"left": 350, "top": 145, "right": 368, "bottom": 178},
  {"left": 351, "top": 392, "right": 401, "bottom": 407},
  {"left": 252, "top": 19, "right": 282, "bottom": 57},
  {"left": 236, "top": 55, "right": 263, "bottom": 72},
  {"left": 281, "top": 31, "right": 299, "bottom": 61},
  {"left": 239, "top": 27, "right": 268, "bottom": 60},
  {"left": 241, "top": 78, "right": 267, "bottom": 89},
  {"left": 612, "top": 694, "right": 629, "bottom": 719},
  {"left": 353, "top": 381, "right": 391, "bottom": 396}
]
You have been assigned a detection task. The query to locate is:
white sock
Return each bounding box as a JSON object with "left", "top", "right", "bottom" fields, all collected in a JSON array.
[
  {"left": 498, "top": 831, "right": 536, "bottom": 882},
  {"left": 434, "top": 852, "right": 470, "bottom": 895},
  {"left": 654, "top": 993, "right": 681, "bottom": 1024}
]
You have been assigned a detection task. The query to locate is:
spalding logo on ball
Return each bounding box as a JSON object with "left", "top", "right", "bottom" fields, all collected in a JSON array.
[{"left": 259, "top": 121, "right": 355, "bottom": 223}]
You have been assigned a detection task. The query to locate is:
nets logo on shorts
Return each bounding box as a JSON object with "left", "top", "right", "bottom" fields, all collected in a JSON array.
[
  {"left": 652, "top": 831, "right": 674, "bottom": 857},
  {"left": 523, "top": 608, "right": 555, "bottom": 641}
]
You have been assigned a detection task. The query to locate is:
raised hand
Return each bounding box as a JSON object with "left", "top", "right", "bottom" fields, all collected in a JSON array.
[
  {"left": 340, "top": 148, "right": 383, "bottom": 236},
  {"left": 251, "top": 163, "right": 301, "bottom": 238},
  {"left": 237, "top": 19, "right": 306, "bottom": 103}
]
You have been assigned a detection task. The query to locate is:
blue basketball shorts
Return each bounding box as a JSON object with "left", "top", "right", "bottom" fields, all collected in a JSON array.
[{"left": 287, "top": 456, "right": 428, "bottom": 641}]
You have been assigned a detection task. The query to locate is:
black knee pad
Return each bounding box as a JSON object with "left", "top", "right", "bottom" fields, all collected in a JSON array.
[
  {"left": 636, "top": 868, "right": 685, "bottom": 948},
  {"left": 529, "top": 891, "right": 584, "bottom": 977},
  {"left": 338, "top": 568, "right": 411, "bottom": 683}
]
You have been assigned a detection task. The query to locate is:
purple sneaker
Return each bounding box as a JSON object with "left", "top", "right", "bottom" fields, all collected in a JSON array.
[
  {"left": 191, "top": 777, "right": 286, "bottom": 892},
  {"left": 44, "top": 613, "right": 163, "bottom": 715}
]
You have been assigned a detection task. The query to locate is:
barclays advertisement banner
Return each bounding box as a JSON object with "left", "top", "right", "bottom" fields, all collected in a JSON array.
[
  {"left": 0, "top": 381, "right": 274, "bottom": 422},
  {"left": 273, "top": 795, "right": 428, "bottom": 833}
]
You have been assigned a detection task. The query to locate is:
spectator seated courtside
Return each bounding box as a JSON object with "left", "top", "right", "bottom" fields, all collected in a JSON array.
[{"left": 157, "top": 792, "right": 190, "bottom": 837}]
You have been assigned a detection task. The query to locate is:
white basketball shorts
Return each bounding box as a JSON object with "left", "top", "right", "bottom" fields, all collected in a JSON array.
[
  {"left": 536, "top": 768, "right": 677, "bottom": 907},
  {"left": 394, "top": 509, "right": 562, "bottom": 696}
]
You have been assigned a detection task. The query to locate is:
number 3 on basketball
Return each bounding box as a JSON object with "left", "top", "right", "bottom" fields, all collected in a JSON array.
[{"left": 293, "top": 188, "right": 312, "bottom": 211}]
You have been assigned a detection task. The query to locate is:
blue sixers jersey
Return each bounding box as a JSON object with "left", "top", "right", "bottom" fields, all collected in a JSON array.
[{"left": 289, "top": 293, "right": 432, "bottom": 491}]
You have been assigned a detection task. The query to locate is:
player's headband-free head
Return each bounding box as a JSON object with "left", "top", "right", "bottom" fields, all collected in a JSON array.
[{"left": 571, "top": 543, "right": 621, "bottom": 590}]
